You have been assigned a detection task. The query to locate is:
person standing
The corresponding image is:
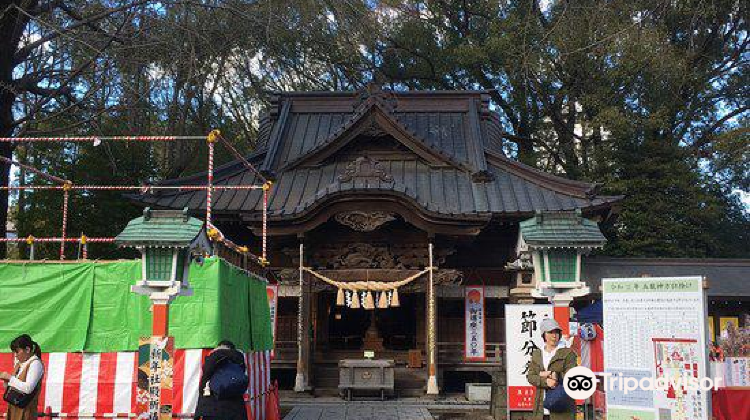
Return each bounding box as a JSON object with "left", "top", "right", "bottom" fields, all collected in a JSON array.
[
  {"left": 0, "top": 334, "right": 45, "bottom": 420},
  {"left": 526, "top": 318, "right": 577, "bottom": 420},
  {"left": 194, "top": 340, "right": 248, "bottom": 420}
]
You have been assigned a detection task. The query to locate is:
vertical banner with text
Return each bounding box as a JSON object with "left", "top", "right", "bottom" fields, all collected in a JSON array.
[
  {"left": 505, "top": 304, "right": 554, "bottom": 411},
  {"left": 136, "top": 336, "right": 174, "bottom": 420},
  {"left": 267, "top": 284, "right": 279, "bottom": 358},
  {"left": 465, "top": 286, "right": 486, "bottom": 361}
]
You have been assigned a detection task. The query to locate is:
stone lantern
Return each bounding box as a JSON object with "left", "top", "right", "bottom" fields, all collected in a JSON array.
[
  {"left": 517, "top": 210, "right": 606, "bottom": 335},
  {"left": 115, "top": 207, "right": 210, "bottom": 420},
  {"left": 115, "top": 207, "right": 210, "bottom": 334}
]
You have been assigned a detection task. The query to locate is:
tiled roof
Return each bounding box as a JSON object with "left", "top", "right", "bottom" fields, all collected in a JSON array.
[
  {"left": 133, "top": 89, "right": 622, "bottom": 221},
  {"left": 138, "top": 159, "right": 619, "bottom": 220},
  {"left": 520, "top": 211, "right": 607, "bottom": 248},
  {"left": 115, "top": 208, "right": 204, "bottom": 246}
]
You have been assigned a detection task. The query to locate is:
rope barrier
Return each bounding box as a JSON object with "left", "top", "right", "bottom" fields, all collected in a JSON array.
[
  {"left": 206, "top": 130, "right": 218, "bottom": 225},
  {"left": 216, "top": 132, "right": 267, "bottom": 183},
  {"left": 0, "top": 185, "right": 264, "bottom": 191},
  {"left": 206, "top": 222, "right": 262, "bottom": 264},
  {"left": 262, "top": 182, "right": 270, "bottom": 264},
  {"left": 60, "top": 185, "right": 70, "bottom": 259},
  {"left": 214, "top": 131, "right": 270, "bottom": 265},
  {"left": 0, "top": 155, "right": 68, "bottom": 184},
  {"left": 0, "top": 129, "right": 269, "bottom": 264},
  {"left": 0, "top": 237, "right": 115, "bottom": 243},
  {"left": 0, "top": 136, "right": 205, "bottom": 143}
]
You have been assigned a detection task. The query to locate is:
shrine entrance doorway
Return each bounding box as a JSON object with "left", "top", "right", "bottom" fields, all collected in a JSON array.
[
  {"left": 311, "top": 291, "right": 428, "bottom": 396},
  {"left": 324, "top": 292, "right": 419, "bottom": 352}
]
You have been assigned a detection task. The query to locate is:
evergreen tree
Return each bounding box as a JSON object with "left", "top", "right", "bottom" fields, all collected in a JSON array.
[{"left": 2, "top": 0, "right": 747, "bottom": 258}]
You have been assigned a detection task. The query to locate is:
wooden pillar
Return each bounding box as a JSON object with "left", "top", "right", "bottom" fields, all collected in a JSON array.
[
  {"left": 553, "top": 305, "right": 571, "bottom": 336},
  {"left": 550, "top": 292, "right": 573, "bottom": 338},
  {"left": 295, "top": 241, "right": 308, "bottom": 392},
  {"left": 426, "top": 242, "right": 439, "bottom": 395},
  {"left": 152, "top": 303, "right": 169, "bottom": 336}
]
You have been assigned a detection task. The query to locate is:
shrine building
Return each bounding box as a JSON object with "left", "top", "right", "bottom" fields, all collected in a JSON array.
[{"left": 136, "top": 87, "right": 624, "bottom": 396}]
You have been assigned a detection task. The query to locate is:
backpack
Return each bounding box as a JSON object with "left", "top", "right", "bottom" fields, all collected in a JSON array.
[
  {"left": 543, "top": 383, "right": 574, "bottom": 413},
  {"left": 209, "top": 359, "right": 249, "bottom": 399}
]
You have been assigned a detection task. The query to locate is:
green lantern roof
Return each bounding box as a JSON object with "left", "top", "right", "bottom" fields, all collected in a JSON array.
[
  {"left": 520, "top": 210, "right": 606, "bottom": 249},
  {"left": 115, "top": 207, "right": 205, "bottom": 247}
]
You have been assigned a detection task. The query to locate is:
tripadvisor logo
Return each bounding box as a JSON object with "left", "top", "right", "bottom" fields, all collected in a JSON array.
[
  {"left": 563, "top": 366, "right": 597, "bottom": 399},
  {"left": 601, "top": 371, "right": 722, "bottom": 394},
  {"left": 562, "top": 366, "right": 723, "bottom": 399}
]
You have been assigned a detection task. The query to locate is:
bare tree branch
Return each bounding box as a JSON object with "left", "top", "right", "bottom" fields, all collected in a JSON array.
[{"left": 13, "top": 0, "right": 151, "bottom": 65}]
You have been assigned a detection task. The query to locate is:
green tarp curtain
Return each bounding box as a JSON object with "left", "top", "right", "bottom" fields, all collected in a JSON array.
[
  {"left": 0, "top": 263, "right": 94, "bottom": 352},
  {"left": 0, "top": 257, "right": 273, "bottom": 353}
]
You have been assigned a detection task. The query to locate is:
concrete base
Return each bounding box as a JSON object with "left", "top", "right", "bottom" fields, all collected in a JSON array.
[
  {"left": 465, "top": 383, "right": 492, "bottom": 402},
  {"left": 426, "top": 375, "right": 439, "bottom": 395},
  {"left": 294, "top": 373, "right": 307, "bottom": 392}
]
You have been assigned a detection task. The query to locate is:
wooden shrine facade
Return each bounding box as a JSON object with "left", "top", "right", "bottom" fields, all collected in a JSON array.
[{"left": 136, "top": 87, "right": 620, "bottom": 395}]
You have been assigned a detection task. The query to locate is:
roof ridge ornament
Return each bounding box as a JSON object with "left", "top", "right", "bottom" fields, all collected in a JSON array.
[{"left": 354, "top": 83, "right": 398, "bottom": 113}]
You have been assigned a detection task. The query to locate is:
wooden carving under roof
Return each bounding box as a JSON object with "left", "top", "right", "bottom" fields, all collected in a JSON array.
[
  {"left": 281, "top": 242, "right": 455, "bottom": 270},
  {"left": 337, "top": 156, "right": 394, "bottom": 183},
  {"left": 334, "top": 211, "right": 396, "bottom": 232}
]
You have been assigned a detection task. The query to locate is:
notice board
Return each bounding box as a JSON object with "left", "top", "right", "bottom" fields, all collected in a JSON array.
[{"left": 603, "top": 277, "right": 710, "bottom": 420}]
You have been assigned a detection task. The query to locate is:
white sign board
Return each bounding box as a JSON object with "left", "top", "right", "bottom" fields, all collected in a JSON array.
[
  {"left": 505, "top": 304, "right": 554, "bottom": 411},
  {"left": 603, "top": 277, "right": 710, "bottom": 420},
  {"left": 465, "top": 286, "right": 486, "bottom": 361}
]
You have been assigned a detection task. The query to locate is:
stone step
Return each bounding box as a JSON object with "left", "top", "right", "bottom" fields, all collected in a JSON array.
[
  {"left": 311, "top": 387, "right": 427, "bottom": 398},
  {"left": 312, "top": 371, "right": 427, "bottom": 384},
  {"left": 312, "top": 377, "right": 427, "bottom": 387}
]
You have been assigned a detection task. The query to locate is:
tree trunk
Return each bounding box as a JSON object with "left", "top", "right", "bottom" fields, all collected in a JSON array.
[
  {"left": 513, "top": 81, "right": 538, "bottom": 167},
  {"left": 0, "top": 0, "right": 35, "bottom": 257},
  {"left": 0, "top": 41, "right": 15, "bottom": 257},
  {"left": 560, "top": 100, "right": 581, "bottom": 179},
  {"left": 0, "top": 93, "right": 13, "bottom": 257},
  {"left": 0, "top": 144, "right": 10, "bottom": 258},
  {"left": 515, "top": 116, "right": 537, "bottom": 166}
]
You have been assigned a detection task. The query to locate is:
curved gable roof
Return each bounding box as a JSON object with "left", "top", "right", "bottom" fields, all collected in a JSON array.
[
  {"left": 261, "top": 89, "right": 489, "bottom": 173},
  {"left": 277, "top": 96, "right": 470, "bottom": 172},
  {"left": 134, "top": 89, "right": 621, "bottom": 224}
]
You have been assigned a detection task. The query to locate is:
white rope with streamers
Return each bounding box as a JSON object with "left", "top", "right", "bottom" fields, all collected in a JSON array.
[{"left": 301, "top": 267, "right": 432, "bottom": 291}]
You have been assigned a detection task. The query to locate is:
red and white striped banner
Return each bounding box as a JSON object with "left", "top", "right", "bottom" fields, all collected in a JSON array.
[{"left": 0, "top": 349, "right": 271, "bottom": 420}]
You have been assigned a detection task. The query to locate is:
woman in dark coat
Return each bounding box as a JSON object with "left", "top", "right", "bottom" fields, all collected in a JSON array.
[
  {"left": 194, "top": 340, "right": 248, "bottom": 420},
  {"left": 526, "top": 318, "right": 577, "bottom": 420}
]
